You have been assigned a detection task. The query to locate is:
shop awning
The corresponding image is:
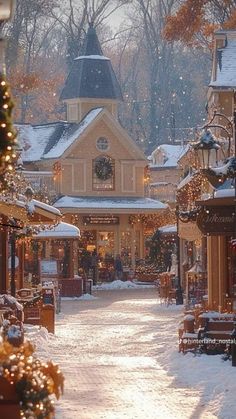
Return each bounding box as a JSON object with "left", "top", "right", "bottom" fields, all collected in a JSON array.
[
  {"left": 53, "top": 196, "right": 168, "bottom": 214},
  {"left": 0, "top": 198, "right": 62, "bottom": 225},
  {"left": 0, "top": 200, "right": 28, "bottom": 222},
  {"left": 35, "top": 222, "right": 80, "bottom": 239},
  {"left": 28, "top": 199, "right": 61, "bottom": 224}
]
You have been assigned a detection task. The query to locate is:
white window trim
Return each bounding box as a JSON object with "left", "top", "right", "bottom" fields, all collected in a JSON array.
[
  {"left": 121, "top": 161, "right": 136, "bottom": 193},
  {"left": 72, "top": 160, "right": 87, "bottom": 192}
]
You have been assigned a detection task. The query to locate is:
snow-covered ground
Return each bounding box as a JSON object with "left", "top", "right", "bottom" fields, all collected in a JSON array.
[{"left": 25, "top": 287, "right": 236, "bottom": 419}]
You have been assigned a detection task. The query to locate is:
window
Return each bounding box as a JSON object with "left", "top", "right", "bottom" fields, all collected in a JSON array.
[
  {"left": 92, "top": 155, "right": 115, "bottom": 190},
  {"left": 96, "top": 137, "right": 109, "bottom": 151},
  {"left": 68, "top": 104, "right": 78, "bottom": 121}
]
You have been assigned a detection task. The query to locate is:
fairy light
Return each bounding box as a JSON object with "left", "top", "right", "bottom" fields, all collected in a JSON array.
[
  {"left": 0, "top": 340, "right": 64, "bottom": 417},
  {"left": 0, "top": 73, "right": 18, "bottom": 178}
]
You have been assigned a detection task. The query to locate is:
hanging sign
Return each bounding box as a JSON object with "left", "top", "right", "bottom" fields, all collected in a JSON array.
[
  {"left": 83, "top": 216, "right": 119, "bottom": 225},
  {"left": 197, "top": 206, "right": 235, "bottom": 235}
]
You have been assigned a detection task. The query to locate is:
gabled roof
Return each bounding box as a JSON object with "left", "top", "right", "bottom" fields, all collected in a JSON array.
[
  {"left": 18, "top": 107, "right": 146, "bottom": 162},
  {"left": 210, "top": 31, "right": 236, "bottom": 88},
  {"left": 60, "top": 25, "right": 123, "bottom": 101},
  {"left": 149, "top": 144, "right": 187, "bottom": 168}
]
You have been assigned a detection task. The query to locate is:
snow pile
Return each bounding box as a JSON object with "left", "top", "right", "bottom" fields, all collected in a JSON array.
[
  {"left": 62, "top": 294, "right": 97, "bottom": 301},
  {"left": 93, "top": 280, "right": 154, "bottom": 290},
  {"left": 24, "top": 325, "right": 51, "bottom": 356}
]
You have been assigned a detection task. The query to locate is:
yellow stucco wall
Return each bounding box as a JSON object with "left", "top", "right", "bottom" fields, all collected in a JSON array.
[{"left": 59, "top": 117, "right": 146, "bottom": 197}]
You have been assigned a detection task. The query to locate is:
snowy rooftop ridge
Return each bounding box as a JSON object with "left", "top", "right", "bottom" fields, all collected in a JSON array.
[
  {"left": 54, "top": 196, "right": 167, "bottom": 211},
  {"left": 210, "top": 34, "right": 236, "bottom": 88}
]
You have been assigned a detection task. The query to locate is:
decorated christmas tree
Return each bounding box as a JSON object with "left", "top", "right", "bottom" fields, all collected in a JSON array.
[{"left": 0, "top": 72, "right": 17, "bottom": 177}]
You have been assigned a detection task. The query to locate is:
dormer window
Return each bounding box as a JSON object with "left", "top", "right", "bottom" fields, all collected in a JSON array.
[{"left": 96, "top": 137, "right": 109, "bottom": 151}]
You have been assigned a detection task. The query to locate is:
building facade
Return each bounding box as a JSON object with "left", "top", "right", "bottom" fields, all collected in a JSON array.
[{"left": 18, "top": 24, "right": 168, "bottom": 272}]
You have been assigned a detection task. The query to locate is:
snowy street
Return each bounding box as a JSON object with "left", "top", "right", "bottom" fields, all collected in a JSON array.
[{"left": 27, "top": 287, "right": 236, "bottom": 419}]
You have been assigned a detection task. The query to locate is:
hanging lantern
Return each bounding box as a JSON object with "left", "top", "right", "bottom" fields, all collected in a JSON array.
[{"left": 193, "top": 129, "right": 220, "bottom": 169}]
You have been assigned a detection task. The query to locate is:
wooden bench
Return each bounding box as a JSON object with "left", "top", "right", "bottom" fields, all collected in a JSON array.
[{"left": 200, "top": 319, "right": 234, "bottom": 354}]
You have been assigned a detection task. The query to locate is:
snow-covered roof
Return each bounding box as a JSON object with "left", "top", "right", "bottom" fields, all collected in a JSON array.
[
  {"left": 35, "top": 222, "right": 80, "bottom": 239},
  {"left": 54, "top": 196, "right": 167, "bottom": 213},
  {"left": 150, "top": 144, "right": 187, "bottom": 168},
  {"left": 150, "top": 182, "right": 176, "bottom": 187},
  {"left": 75, "top": 55, "right": 109, "bottom": 61},
  {"left": 17, "top": 108, "right": 103, "bottom": 162},
  {"left": 17, "top": 122, "right": 66, "bottom": 162},
  {"left": 177, "top": 172, "right": 195, "bottom": 190},
  {"left": 210, "top": 32, "right": 236, "bottom": 88},
  {"left": 159, "top": 224, "right": 177, "bottom": 234},
  {"left": 32, "top": 199, "right": 61, "bottom": 216},
  {"left": 214, "top": 178, "right": 235, "bottom": 198},
  {"left": 43, "top": 108, "right": 103, "bottom": 159}
]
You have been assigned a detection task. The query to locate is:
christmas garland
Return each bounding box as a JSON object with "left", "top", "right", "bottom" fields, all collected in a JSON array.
[
  {"left": 0, "top": 73, "right": 18, "bottom": 177},
  {"left": 95, "top": 156, "right": 113, "bottom": 180}
]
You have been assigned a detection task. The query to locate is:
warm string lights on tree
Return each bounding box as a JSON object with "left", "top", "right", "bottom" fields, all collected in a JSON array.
[
  {"left": 0, "top": 341, "right": 64, "bottom": 418},
  {"left": 0, "top": 73, "right": 18, "bottom": 181},
  {"left": 128, "top": 210, "right": 176, "bottom": 229}
]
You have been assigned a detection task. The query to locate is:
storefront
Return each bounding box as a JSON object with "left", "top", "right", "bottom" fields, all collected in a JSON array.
[
  {"left": 56, "top": 198, "right": 168, "bottom": 273},
  {"left": 197, "top": 195, "right": 236, "bottom": 311}
]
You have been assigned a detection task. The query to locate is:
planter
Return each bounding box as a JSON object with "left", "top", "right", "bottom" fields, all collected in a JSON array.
[{"left": 0, "top": 376, "right": 21, "bottom": 418}]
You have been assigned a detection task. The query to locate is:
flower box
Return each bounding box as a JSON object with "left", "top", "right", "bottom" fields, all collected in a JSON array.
[{"left": 0, "top": 376, "right": 21, "bottom": 418}]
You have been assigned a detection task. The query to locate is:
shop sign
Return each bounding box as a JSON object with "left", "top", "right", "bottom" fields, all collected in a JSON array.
[
  {"left": 197, "top": 206, "right": 235, "bottom": 235},
  {"left": 179, "top": 221, "right": 202, "bottom": 241},
  {"left": 83, "top": 216, "right": 119, "bottom": 225}
]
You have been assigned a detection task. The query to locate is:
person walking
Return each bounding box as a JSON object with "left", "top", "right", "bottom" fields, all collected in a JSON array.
[{"left": 114, "top": 254, "right": 123, "bottom": 281}]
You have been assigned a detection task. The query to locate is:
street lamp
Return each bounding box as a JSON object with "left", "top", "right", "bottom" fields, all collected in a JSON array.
[{"left": 193, "top": 129, "right": 221, "bottom": 170}]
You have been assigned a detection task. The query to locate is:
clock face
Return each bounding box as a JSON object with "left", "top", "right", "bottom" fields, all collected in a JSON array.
[{"left": 95, "top": 156, "right": 113, "bottom": 180}]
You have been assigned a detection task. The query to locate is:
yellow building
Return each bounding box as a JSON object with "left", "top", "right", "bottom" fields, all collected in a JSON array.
[{"left": 18, "top": 24, "right": 168, "bottom": 273}]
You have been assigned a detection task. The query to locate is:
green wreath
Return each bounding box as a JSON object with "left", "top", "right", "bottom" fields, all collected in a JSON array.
[{"left": 95, "top": 156, "right": 113, "bottom": 180}]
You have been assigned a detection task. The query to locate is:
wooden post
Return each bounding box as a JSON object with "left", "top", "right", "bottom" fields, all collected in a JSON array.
[
  {"left": 0, "top": 224, "right": 8, "bottom": 293},
  {"left": 18, "top": 241, "right": 24, "bottom": 289}
]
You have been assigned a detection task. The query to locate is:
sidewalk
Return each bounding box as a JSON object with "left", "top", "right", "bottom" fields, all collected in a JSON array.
[{"left": 30, "top": 288, "right": 236, "bottom": 418}]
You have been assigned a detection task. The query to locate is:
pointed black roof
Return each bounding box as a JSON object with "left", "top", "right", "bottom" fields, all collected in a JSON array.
[{"left": 60, "top": 24, "right": 123, "bottom": 101}]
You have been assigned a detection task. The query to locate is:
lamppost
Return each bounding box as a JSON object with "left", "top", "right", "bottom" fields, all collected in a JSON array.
[{"left": 175, "top": 204, "right": 183, "bottom": 305}]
